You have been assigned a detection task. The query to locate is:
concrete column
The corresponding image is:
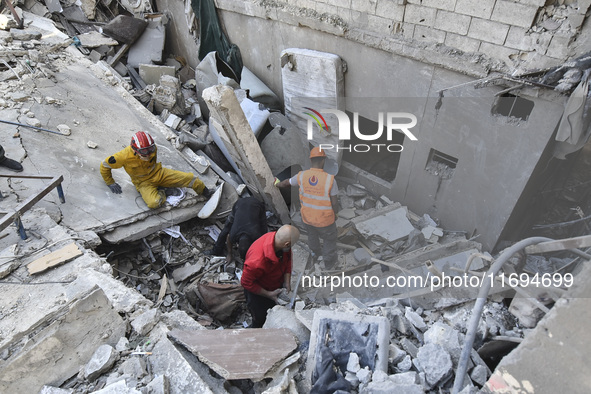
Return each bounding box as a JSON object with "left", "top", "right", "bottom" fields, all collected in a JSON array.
[{"left": 202, "top": 85, "right": 290, "bottom": 223}]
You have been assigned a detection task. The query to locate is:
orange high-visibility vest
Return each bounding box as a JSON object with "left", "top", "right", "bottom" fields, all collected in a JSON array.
[{"left": 298, "top": 168, "right": 335, "bottom": 227}]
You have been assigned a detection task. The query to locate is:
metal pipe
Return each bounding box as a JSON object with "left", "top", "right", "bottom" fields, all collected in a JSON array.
[
  {"left": 452, "top": 236, "right": 552, "bottom": 394},
  {"left": 0, "top": 119, "right": 65, "bottom": 136}
]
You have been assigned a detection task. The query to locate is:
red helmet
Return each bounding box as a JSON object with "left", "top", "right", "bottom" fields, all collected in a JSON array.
[{"left": 131, "top": 131, "right": 155, "bottom": 156}]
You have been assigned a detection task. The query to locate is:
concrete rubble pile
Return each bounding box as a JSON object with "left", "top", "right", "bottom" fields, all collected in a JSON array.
[{"left": 0, "top": 4, "right": 577, "bottom": 394}]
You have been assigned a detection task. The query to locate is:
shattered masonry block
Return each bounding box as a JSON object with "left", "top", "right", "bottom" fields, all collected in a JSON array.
[
  {"left": 390, "top": 371, "right": 419, "bottom": 385},
  {"left": 347, "top": 352, "right": 361, "bottom": 373},
  {"left": 139, "top": 64, "right": 176, "bottom": 86},
  {"left": 416, "top": 343, "right": 453, "bottom": 387},
  {"left": 131, "top": 308, "right": 160, "bottom": 336},
  {"left": 404, "top": 307, "right": 427, "bottom": 331},
  {"left": 85, "top": 344, "right": 119, "bottom": 382},
  {"left": 424, "top": 321, "right": 462, "bottom": 365},
  {"left": 263, "top": 305, "right": 310, "bottom": 345},
  {"left": 306, "top": 310, "right": 390, "bottom": 385}
]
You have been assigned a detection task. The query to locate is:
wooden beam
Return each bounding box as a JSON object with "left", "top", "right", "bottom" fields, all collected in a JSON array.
[{"left": 27, "top": 242, "right": 82, "bottom": 274}]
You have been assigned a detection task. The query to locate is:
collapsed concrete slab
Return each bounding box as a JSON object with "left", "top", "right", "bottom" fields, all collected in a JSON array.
[
  {"left": 169, "top": 328, "right": 298, "bottom": 380},
  {"left": 0, "top": 287, "right": 126, "bottom": 394},
  {"left": 148, "top": 336, "right": 224, "bottom": 394},
  {"left": 202, "top": 85, "right": 290, "bottom": 223},
  {"left": 127, "top": 15, "right": 166, "bottom": 68},
  {"left": 351, "top": 204, "right": 415, "bottom": 243}
]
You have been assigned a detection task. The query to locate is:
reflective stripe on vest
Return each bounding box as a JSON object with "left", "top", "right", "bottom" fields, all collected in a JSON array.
[{"left": 298, "top": 169, "right": 335, "bottom": 227}]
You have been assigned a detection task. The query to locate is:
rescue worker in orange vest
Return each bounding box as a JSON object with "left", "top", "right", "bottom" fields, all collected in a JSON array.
[
  {"left": 100, "top": 131, "right": 212, "bottom": 209},
  {"left": 276, "top": 147, "right": 339, "bottom": 269}
]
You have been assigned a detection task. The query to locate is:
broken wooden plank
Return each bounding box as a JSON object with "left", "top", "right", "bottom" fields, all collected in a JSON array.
[
  {"left": 524, "top": 235, "right": 591, "bottom": 254},
  {"left": 169, "top": 328, "right": 297, "bottom": 380},
  {"left": 27, "top": 242, "right": 82, "bottom": 275}
]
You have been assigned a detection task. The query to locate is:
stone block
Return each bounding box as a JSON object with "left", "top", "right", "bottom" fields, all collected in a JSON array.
[
  {"left": 131, "top": 308, "right": 160, "bottom": 336},
  {"left": 402, "top": 22, "right": 416, "bottom": 40},
  {"left": 118, "top": 356, "right": 147, "bottom": 377},
  {"left": 149, "top": 337, "right": 215, "bottom": 394},
  {"left": 445, "top": 33, "right": 480, "bottom": 53},
  {"left": 138, "top": 64, "right": 176, "bottom": 86},
  {"left": 491, "top": 0, "right": 539, "bottom": 29},
  {"left": 434, "top": 9, "right": 471, "bottom": 35},
  {"left": 424, "top": 322, "right": 461, "bottom": 365},
  {"left": 0, "top": 288, "right": 126, "bottom": 394},
  {"left": 479, "top": 42, "right": 518, "bottom": 64},
  {"left": 172, "top": 262, "right": 203, "bottom": 283},
  {"left": 505, "top": 26, "right": 552, "bottom": 52},
  {"left": 468, "top": 18, "right": 509, "bottom": 45},
  {"left": 368, "top": 14, "right": 395, "bottom": 35},
  {"left": 413, "top": 25, "right": 446, "bottom": 44},
  {"left": 399, "top": 338, "right": 419, "bottom": 358},
  {"left": 389, "top": 371, "right": 418, "bottom": 384},
  {"left": 404, "top": 307, "right": 427, "bottom": 331},
  {"left": 546, "top": 35, "right": 572, "bottom": 60},
  {"left": 388, "top": 344, "right": 407, "bottom": 364},
  {"left": 376, "top": 0, "right": 405, "bottom": 20},
  {"left": 306, "top": 310, "right": 390, "bottom": 385},
  {"left": 404, "top": 4, "right": 437, "bottom": 26},
  {"left": 351, "top": 0, "right": 377, "bottom": 14},
  {"left": 471, "top": 364, "right": 488, "bottom": 386},
  {"left": 454, "top": 0, "right": 496, "bottom": 19},
  {"left": 416, "top": 343, "right": 453, "bottom": 387},
  {"left": 102, "top": 15, "right": 148, "bottom": 45},
  {"left": 263, "top": 305, "right": 311, "bottom": 345},
  {"left": 85, "top": 344, "right": 119, "bottom": 382}
]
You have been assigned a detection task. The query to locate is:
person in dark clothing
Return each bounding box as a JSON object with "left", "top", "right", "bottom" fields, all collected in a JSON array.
[
  {"left": 206, "top": 197, "right": 268, "bottom": 261},
  {"left": 0, "top": 145, "right": 23, "bottom": 172}
]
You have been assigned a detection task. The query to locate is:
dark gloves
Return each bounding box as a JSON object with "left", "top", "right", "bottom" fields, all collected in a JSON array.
[
  {"left": 201, "top": 186, "right": 213, "bottom": 199},
  {"left": 108, "top": 183, "right": 122, "bottom": 194}
]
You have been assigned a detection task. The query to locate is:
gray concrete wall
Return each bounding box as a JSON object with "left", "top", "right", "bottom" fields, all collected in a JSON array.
[
  {"left": 158, "top": 0, "right": 201, "bottom": 69},
  {"left": 212, "top": 10, "right": 565, "bottom": 250}
]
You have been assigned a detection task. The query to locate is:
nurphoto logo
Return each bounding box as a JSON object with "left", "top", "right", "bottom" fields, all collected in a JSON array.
[{"left": 304, "top": 108, "right": 418, "bottom": 153}]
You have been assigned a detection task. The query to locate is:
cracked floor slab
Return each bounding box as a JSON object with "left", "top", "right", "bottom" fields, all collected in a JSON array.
[{"left": 0, "top": 26, "right": 217, "bottom": 244}]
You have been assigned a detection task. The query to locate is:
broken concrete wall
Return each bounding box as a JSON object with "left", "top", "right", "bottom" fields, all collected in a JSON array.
[{"left": 214, "top": 0, "right": 590, "bottom": 78}]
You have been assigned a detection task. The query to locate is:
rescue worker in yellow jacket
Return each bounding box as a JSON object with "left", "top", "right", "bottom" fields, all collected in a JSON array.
[
  {"left": 100, "top": 131, "right": 211, "bottom": 209},
  {"left": 276, "top": 147, "right": 339, "bottom": 268}
]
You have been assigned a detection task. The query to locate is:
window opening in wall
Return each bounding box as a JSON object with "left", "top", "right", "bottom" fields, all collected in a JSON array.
[
  {"left": 425, "top": 148, "right": 458, "bottom": 179},
  {"left": 491, "top": 93, "right": 534, "bottom": 121},
  {"left": 341, "top": 111, "right": 404, "bottom": 183}
]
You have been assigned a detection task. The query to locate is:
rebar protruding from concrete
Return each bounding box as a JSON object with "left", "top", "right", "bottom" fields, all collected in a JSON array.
[{"left": 0, "top": 119, "right": 66, "bottom": 135}]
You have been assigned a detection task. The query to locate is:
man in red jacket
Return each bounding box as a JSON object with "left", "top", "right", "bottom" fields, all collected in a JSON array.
[{"left": 240, "top": 225, "right": 300, "bottom": 328}]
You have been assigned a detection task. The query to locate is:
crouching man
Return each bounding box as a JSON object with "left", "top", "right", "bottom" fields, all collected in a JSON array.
[
  {"left": 240, "top": 225, "right": 300, "bottom": 328},
  {"left": 100, "top": 131, "right": 211, "bottom": 208}
]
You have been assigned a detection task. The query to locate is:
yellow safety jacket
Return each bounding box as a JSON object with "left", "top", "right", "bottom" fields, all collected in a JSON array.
[
  {"left": 100, "top": 146, "right": 161, "bottom": 186},
  {"left": 298, "top": 168, "right": 335, "bottom": 227}
]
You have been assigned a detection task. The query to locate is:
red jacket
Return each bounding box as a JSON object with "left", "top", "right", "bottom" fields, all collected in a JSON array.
[{"left": 241, "top": 232, "right": 292, "bottom": 294}]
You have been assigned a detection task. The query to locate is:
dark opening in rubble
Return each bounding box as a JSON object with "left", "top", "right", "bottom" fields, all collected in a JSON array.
[
  {"left": 341, "top": 111, "right": 404, "bottom": 182},
  {"left": 491, "top": 93, "right": 534, "bottom": 121}
]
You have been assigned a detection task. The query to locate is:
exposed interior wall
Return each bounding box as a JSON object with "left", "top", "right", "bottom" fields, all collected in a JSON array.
[
  {"left": 210, "top": 9, "right": 567, "bottom": 249},
  {"left": 157, "top": 0, "right": 201, "bottom": 69}
]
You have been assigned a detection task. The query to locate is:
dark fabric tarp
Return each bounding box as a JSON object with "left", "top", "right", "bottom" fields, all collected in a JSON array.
[{"left": 192, "top": 0, "right": 243, "bottom": 82}]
